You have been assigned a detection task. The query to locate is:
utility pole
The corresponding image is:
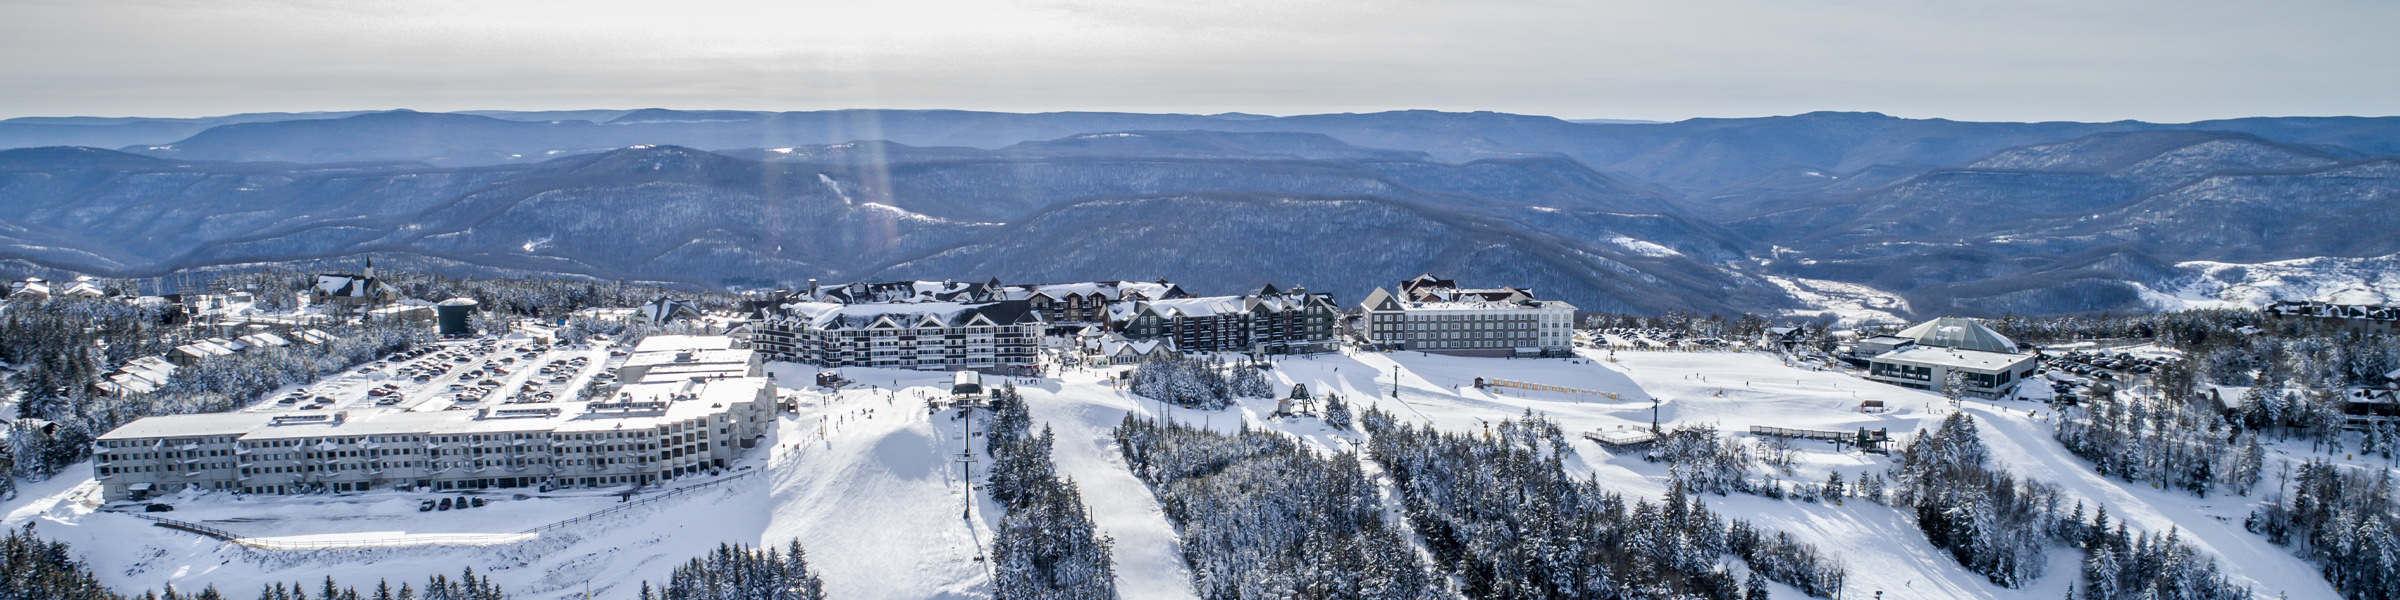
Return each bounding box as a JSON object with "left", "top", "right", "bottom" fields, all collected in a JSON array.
[
  {"left": 1651, "top": 396, "right": 1661, "bottom": 433},
  {"left": 1392, "top": 364, "right": 1401, "bottom": 401}
]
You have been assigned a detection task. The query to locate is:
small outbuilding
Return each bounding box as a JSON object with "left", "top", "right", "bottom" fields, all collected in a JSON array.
[
  {"left": 437, "top": 298, "right": 479, "bottom": 336},
  {"left": 952, "top": 370, "right": 986, "bottom": 399}
]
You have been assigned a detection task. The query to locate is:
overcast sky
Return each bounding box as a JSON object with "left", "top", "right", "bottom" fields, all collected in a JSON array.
[{"left": 4, "top": 0, "right": 2394, "bottom": 122}]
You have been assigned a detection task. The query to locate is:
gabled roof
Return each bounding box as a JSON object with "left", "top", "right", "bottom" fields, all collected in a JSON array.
[
  {"left": 638, "top": 297, "right": 702, "bottom": 325},
  {"left": 765, "top": 300, "right": 1044, "bottom": 330},
  {"left": 314, "top": 273, "right": 388, "bottom": 298},
  {"left": 1360, "top": 287, "right": 1401, "bottom": 311},
  {"left": 1893, "top": 317, "right": 2018, "bottom": 353},
  {"left": 1138, "top": 297, "right": 1244, "bottom": 319},
  {"left": 60, "top": 282, "right": 105, "bottom": 298},
  {"left": 1001, "top": 281, "right": 1185, "bottom": 303}
]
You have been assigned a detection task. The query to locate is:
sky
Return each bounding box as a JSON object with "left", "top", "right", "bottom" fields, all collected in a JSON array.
[{"left": 3, "top": 0, "right": 2395, "bottom": 123}]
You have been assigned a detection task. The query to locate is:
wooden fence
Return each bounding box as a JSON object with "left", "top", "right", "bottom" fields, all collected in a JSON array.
[
  {"left": 1480, "top": 378, "right": 1620, "bottom": 400},
  {"left": 128, "top": 467, "right": 762, "bottom": 550}
]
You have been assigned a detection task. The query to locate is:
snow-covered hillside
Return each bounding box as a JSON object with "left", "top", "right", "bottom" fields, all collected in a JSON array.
[
  {"left": 2139, "top": 253, "right": 2400, "bottom": 310},
  {"left": 0, "top": 349, "right": 2346, "bottom": 598}
]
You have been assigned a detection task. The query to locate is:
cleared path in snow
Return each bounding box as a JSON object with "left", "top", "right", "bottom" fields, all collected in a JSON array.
[{"left": 1019, "top": 372, "right": 1201, "bottom": 600}]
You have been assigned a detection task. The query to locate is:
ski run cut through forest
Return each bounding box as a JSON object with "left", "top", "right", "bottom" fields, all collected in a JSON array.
[{"left": 0, "top": 285, "right": 2396, "bottom": 600}]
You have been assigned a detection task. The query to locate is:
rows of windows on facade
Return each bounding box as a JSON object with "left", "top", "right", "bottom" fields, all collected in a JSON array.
[{"left": 94, "top": 334, "right": 772, "bottom": 502}]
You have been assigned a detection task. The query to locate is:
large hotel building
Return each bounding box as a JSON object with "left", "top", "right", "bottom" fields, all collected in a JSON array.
[
  {"left": 1359, "top": 274, "right": 1578, "bottom": 358},
  {"left": 93, "top": 336, "right": 773, "bottom": 502}
]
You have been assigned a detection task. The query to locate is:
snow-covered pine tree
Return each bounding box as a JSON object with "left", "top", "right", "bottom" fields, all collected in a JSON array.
[{"left": 1323, "top": 392, "right": 1353, "bottom": 430}]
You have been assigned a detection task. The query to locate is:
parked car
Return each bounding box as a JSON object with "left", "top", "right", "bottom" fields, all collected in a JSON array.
[
  {"left": 438, "top": 498, "right": 452, "bottom": 510},
  {"left": 419, "top": 500, "right": 436, "bottom": 512},
  {"left": 145, "top": 503, "right": 174, "bottom": 512}
]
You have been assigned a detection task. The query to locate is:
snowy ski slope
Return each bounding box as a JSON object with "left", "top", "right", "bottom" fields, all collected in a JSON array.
[{"left": 0, "top": 349, "right": 2342, "bottom": 599}]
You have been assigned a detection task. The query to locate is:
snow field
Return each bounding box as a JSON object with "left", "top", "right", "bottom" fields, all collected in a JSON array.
[{"left": 0, "top": 346, "right": 2360, "bottom": 599}]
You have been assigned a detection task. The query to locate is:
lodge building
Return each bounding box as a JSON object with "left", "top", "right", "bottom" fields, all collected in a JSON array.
[
  {"left": 1118, "top": 284, "right": 1340, "bottom": 354},
  {"left": 92, "top": 377, "right": 775, "bottom": 501},
  {"left": 1359, "top": 274, "right": 1578, "bottom": 357},
  {"left": 2264, "top": 300, "right": 2398, "bottom": 336},
  {"left": 748, "top": 300, "right": 1046, "bottom": 371},
  {"left": 1860, "top": 317, "right": 2037, "bottom": 399}
]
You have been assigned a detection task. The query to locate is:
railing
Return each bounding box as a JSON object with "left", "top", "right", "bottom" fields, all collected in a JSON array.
[
  {"left": 129, "top": 513, "right": 532, "bottom": 549},
  {"left": 126, "top": 467, "right": 763, "bottom": 550},
  {"left": 1479, "top": 378, "right": 1620, "bottom": 400},
  {"left": 1749, "top": 425, "right": 1856, "bottom": 441},
  {"left": 1750, "top": 425, "right": 1907, "bottom": 450},
  {"left": 521, "top": 468, "right": 758, "bottom": 534}
]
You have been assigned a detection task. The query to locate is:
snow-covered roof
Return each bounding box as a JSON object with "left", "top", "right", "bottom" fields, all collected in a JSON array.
[
  {"left": 1092, "top": 332, "right": 1172, "bottom": 357},
  {"left": 2265, "top": 300, "right": 2399, "bottom": 322},
  {"left": 1872, "top": 346, "right": 2035, "bottom": 372},
  {"left": 98, "top": 412, "right": 275, "bottom": 440},
  {"left": 1406, "top": 298, "right": 1574, "bottom": 312},
  {"left": 1892, "top": 317, "right": 2018, "bottom": 353},
  {"left": 633, "top": 335, "right": 737, "bottom": 354},
  {"left": 622, "top": 348, "right": 756, "bottom": 371},
  {"left": 637, "top": 297, "right": 701, "bottom": 325},
  {"left": 806, "top": 280, "right": 1000, "bottom": 304},
  {"left": 766, "top": 301, "right": 1040, "bottom": 330},
  {"left": 1008, "top": 281, "right": 1180, "bottom": 302},
  {"left": 1362, "top": 280, "right": 1573, "bottom": 313},
  {"left": 314, "top": 274, "right": 383, "bottom": 298},
  {"left": 60, "top": 282, "right": 104, "bottom": 298},
  {"left": 1138, "top": 297, "right": 1244, "bottom": 319}
]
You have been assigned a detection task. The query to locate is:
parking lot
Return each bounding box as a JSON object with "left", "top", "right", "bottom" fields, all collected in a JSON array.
[
  {"left": 243, "top": 334, "right": 619, "bottom": 415},
  {"left": 2037, "top": 345, "right": 2180, "bottom": 401}
]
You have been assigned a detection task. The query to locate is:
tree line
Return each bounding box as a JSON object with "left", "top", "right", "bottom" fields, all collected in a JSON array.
[
  {"left": 1126, "top": 354, "right": 1273, "bottom": 410},
  {"left": 639, "top": 540, "right": 826, "bottom": 600},
  {"left": 1114, "top": 415, "right": 1439, "bottom": 600},
  {"left": 1363, "top": 409, "right": 1845, "bottom": 599},
  {"left": 1, "top": 294, "right": 431, "bottom": 492},
  {"left": 983, "top": 384, "right": 1118, "bottom": 600}
]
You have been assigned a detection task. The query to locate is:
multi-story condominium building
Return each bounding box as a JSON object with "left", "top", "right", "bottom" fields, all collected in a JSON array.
[
  {"left": 2264, "top": 300, "right": 2397, "bottom": 336},
  {"left": 761, "top": 278, "right": 1189, "bottom": 335},
  {"left": 1359, "top": 274, "right": 1577, "bottom": 357},
  {"left": 1118, "top": 285, "right": 1340, "bottom": 354},
  {"left": 748, "top": 300, "right": 1045, "bottom": 371},
  {"left": 92, "top": 376, "right": 776, "bottom": 501},
  {"left": 1014, "top": 281, "right": 1188, "bottom": 332}
]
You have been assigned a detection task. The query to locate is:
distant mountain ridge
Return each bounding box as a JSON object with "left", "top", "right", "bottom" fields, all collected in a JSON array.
[
  {"left": 2, "top": 108, "right": 2396, "bottom": 320},
  {"left": 0, "top": 142, "right": 1757, "bottom": 313},
  {"left": 3, "top": 107, "right": 2391, "bottom": 193}
]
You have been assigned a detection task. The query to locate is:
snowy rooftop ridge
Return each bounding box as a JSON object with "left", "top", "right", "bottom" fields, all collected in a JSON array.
[
  {"left": 1892, "top": 316, "right": 2018, "bottom": 353},
  {"left": 765, "top": 300, "right": 1040, "bottom": 330}
]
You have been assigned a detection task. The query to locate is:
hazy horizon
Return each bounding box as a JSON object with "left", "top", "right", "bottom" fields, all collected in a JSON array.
[
  {"left": 6, "top": 0, "right": 2396, "bottom": 123},
  {"left": 10, "top": 106, "right": 2400, "bottom": 126}
]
